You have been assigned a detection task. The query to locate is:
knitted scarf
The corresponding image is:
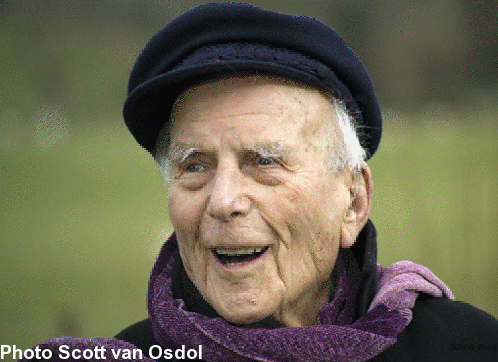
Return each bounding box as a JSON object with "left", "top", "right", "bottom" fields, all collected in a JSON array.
[
  {"left": 147, "top": 234, "right": 454, "bottom": 362},
  {"left": 19, "top": 233, "right": 453, "bottom": 362}
]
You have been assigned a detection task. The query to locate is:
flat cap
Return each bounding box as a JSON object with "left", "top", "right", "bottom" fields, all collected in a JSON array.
[{"left": 123, "top": 2, "right": 382, "bottom": 159}]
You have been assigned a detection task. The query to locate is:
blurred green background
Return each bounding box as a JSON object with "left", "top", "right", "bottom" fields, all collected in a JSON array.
[{"left": 1, "top": 0, "right": 497, "bottom": 358}]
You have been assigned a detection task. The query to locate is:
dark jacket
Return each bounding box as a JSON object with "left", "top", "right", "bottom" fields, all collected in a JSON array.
[{"left": 116, "top": 222, "right": 498, "bottom": 361}]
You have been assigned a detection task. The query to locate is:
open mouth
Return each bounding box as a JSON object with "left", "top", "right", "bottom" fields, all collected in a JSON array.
[{"left": 212, "top": 246, "right": 269, "bottom": 266}]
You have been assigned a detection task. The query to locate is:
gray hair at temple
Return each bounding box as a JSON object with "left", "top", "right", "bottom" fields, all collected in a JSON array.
[
  {"left": 325, "top": 98, "right": 367, "bottom": 173},
  {"left": 154, "top": 96, "right": 366, "bottom": 181}
]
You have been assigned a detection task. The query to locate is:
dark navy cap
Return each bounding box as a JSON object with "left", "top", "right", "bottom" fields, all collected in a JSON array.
[{"left": 123, "top": 2, "right": 382, "bottom": 159}]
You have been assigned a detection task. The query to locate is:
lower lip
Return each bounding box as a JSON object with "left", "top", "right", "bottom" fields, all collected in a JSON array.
[{"left": 211, "top": 247, "right": 269, "bottom": 270}]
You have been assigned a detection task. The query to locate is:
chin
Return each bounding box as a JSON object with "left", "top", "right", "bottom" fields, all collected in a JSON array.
[
  {"left": 213, "top": 298, "right": 276, "bottom": 326},
  {"left": 219, "top": 306, "right": 285, "bottom": 329},
  {"left": 220, "top": 307, "right": 270, "bottom": 325}
]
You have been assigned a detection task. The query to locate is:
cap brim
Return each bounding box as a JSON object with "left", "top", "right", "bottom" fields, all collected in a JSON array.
[{"left": 123, "top": 60, "right": 341, "bottom": 155}]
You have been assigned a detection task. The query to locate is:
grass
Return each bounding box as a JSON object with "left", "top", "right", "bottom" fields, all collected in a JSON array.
[
  {"left": 1, "top": 119, "right": 171, "bottom": 357},
  {"left": 371, "top": 107, "right": 498, "bottom": 316},
  {"left": 1, "top": 109, "right": 497, "bottom": 360}
]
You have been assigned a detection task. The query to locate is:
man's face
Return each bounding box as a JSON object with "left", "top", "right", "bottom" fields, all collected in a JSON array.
[{"left": 167, "top": 75, "right": 360, "bottom": 327}]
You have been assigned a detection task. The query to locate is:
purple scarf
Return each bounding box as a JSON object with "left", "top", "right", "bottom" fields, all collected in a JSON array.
[
  {"left": 19, "top": 235, "right": 453, "bottom": 362},
  {"left": 148, "top": 235, "right": 453, "bottom": 362}
]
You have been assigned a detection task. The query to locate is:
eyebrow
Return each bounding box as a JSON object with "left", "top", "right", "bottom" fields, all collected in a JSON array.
[
  {"left": 247, "top": 142, "right": 290, "bottom": 158},
  {"left": 167, "top": 141, "right": 293, "bottom": 163},
  {"left": 167, "top": 143, "right": 203, "bottom": 163}
]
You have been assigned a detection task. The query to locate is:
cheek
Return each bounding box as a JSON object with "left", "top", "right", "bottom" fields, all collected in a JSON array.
[
  {"left": 168, "top": 188, "right": 209, "bottom": 279},
  {"left": 263, "top": 175, "right": 346, "bottom": 275},
  {"left": 268, "top": 173, "right": 338, "bottom": 236},
  {"left": 168, "top": 187, "right": 204, "bottom": 234}
]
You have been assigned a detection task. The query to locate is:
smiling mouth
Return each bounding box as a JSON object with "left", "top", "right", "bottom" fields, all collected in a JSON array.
[{"left": 212, "top": 246, "right": 269, "bottom": 266}]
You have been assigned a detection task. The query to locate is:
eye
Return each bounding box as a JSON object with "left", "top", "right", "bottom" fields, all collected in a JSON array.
[
  {"left": 257, "top": 157, "right": 276, "bottom": 166},
  {"left": 185, "top": 163, "right": 205, "bottom": 173}
]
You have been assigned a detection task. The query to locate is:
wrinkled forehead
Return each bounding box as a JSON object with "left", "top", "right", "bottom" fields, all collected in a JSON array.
[
  {"left": 188, "top": 72, "right": 329, "bottom": 91},
  {"left": 176, "top": 73, "right": 332, "bottom": 107},
  {"left": 170, "top": 74, "right": 334, "bottom": 135}
]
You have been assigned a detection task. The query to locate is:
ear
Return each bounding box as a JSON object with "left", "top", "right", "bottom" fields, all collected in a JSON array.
[{"left": 340, "top": 162, "right": 373, "bottom": 248}]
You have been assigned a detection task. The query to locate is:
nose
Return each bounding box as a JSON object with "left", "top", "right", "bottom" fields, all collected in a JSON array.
[{"left": 206, "top": 165, "right": 251, "bottom": 221}]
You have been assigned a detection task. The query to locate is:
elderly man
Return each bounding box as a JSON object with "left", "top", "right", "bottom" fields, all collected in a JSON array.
[{"left": 19, "top": 3, "right": 498, "bottom": 362}]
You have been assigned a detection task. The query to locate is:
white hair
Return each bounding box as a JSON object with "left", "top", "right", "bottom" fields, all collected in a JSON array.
[
  {"left": 326, "top": 99, "right": 366, "bottom": 173},
  {"left": 155, "top": 97, "right": 366, "bottom": 180}
]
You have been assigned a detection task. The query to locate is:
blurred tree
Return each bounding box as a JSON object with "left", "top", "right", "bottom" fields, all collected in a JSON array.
[
  {"left": 1, "top": 0, "right": 496, "bottom": 120},
  {"left": 459, "top": 0, "right": 498, "bottom": 89}
]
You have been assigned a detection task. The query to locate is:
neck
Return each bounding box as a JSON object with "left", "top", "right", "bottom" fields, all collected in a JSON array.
[{"left": 272, "top": 279, "right": 332, "bottom": 327}]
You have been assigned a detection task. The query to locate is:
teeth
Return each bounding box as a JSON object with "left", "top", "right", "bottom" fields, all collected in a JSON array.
[{"left": 215, "top": 247, "right": 265, "bottom": 255}]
